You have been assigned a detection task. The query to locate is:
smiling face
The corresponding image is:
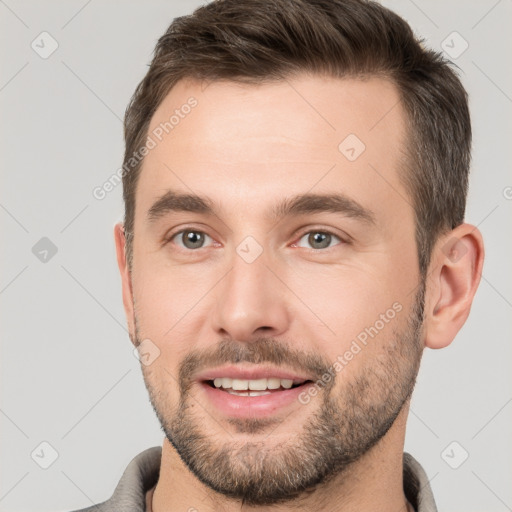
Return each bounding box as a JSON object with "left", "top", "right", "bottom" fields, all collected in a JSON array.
[{"left": 119, "top": 74, "right": 426, "bottom": 505}]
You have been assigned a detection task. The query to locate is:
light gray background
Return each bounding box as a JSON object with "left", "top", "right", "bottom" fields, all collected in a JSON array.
[{"left": 1, "top": 1, "right": 511, "bottom": 511}]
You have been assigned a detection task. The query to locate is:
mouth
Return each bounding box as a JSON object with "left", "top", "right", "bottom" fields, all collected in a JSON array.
[
  {"left": 203, "top": 377, "right": 312, "bottom": 396},
  {"left": 196, "top": 368, "right": 317, "bottom": 419}
]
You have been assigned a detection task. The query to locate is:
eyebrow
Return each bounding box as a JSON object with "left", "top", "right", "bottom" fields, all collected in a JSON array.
[
  {"left": 147, "top": 189, "right": 376, "bottom": 225},
  {"left": 147, "top": 190, "right": 214, "bottom": 222}
]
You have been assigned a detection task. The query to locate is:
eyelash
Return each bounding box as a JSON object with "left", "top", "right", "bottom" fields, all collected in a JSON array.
[{"left": 164, "top": 226, "right": 347, "bottom": 252}]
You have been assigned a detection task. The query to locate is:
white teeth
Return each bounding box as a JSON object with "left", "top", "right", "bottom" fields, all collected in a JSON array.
[
  {"left": 232, "top": 379, "right": 249, "bottom": 390},
  {"left": 212, "top": 377, "right": 303, "bottom": 391},
  {"left": 227, "top": 390, "right": 272, "bottom": 396},
  {"left": 281, "top": 379, "right": 293, "bottom": 389},
  {"left": 267, "top": 378, "right": 281, "bottom": 389},
  {"left": 248, "top": 378, "right": 267, "bottom": 390}
]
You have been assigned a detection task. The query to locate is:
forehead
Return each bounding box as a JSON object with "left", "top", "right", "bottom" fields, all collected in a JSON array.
[{"left": 136, "top": 74, "right": 410, "bottom": 227}]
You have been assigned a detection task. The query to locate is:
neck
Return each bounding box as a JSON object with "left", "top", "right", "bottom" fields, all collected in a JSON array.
[{"left": 149, "top": 405, "right": 412, "bottom": 512}]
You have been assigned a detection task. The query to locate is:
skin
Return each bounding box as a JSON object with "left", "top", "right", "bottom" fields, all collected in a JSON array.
[{"left": 114, "top": 75, "right": 484, "bottom": 511}]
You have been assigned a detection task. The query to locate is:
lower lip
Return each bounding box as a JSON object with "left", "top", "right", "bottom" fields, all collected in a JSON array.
[{"left": 199, "top": 381, "right": 314, "bottom": 419}]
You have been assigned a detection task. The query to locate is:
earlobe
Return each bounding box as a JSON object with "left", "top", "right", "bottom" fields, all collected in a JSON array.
[{"left": 423, "top": 224, "right": 485, "bottom": 350}]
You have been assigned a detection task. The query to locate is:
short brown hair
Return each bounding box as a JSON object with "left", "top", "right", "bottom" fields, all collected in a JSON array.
[{"left": 122, "top": 0, "right": 471, "bottom": 276}]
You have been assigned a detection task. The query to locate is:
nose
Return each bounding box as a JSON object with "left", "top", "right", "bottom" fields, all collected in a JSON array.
[{"left": 210, "top": 246, "right": 291, "bottom": 342}]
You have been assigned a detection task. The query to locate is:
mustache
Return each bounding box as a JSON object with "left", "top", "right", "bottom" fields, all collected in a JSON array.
[{"left": 178, "top": 337, "right": 334, "bottom": 391}]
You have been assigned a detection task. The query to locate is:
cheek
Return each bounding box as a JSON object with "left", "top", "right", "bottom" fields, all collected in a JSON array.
[
  {"left": 291, "top": 262, "right": 403, "bottom": 344},
  {"left": 297, "top": 272, "right": 412, "bottom": 392},
  {"left": 290, "top": 263, "right": 415, "bottom": 389},
  {"left": 131, "top": 258, "right": 216, "bottom": 340},
  {"left": 140, "top": 357, "right": 182, "bottom": 422}
]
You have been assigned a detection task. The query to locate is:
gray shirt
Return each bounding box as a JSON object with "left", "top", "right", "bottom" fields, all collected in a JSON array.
[{"left": 69, "top": 447, "right": 437, "bottom": 512}]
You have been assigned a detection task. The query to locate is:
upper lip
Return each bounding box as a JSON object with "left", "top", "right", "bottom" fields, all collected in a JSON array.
[{"left": 195, "top": 365, "right": 313, "bottom": 383}]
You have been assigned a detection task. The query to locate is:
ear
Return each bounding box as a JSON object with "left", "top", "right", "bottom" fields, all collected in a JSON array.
[
  {"left": 114, "top": 222, "right": 136, "bottom": 345},
  {"left": 423, "top": 223, "right": 485, "bottom": 349}
]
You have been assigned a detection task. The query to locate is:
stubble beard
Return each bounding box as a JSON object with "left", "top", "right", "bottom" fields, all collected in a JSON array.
[{"left": 134, "top": 283, "right": 425, "bottom": 506}]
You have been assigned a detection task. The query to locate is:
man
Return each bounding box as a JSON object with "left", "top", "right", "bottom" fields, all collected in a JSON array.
[{"left": 73, "top": 0, "right": 484, "bottom": 510}]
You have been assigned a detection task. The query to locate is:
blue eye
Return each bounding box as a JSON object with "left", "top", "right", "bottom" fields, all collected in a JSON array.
[
  {"left": 172, "top": 229, "right": 213, "bottom": 250},
  {"left": 295, "top": 230, "right": 342, "bottom": 250}
]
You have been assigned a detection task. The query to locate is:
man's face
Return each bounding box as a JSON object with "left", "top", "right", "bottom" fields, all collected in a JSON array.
[{"left": 125, "top": 75, "right": 425, "bottom": 505}]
